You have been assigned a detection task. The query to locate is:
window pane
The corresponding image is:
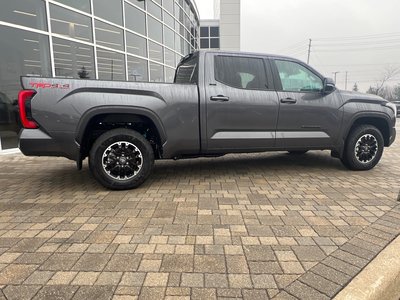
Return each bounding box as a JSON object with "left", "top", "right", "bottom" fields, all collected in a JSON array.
[
  {"left": 215, "top": 56, "right": 267, "bottom": 90},
  {"left": 210, "top": 38, "right": 219, "bottom": 49},
  {"left": 200, "top": 38, "right": 209, "bottom": 49},
  {"left": 184, "top": 41, "right": 190, "bottom": 56},
  {"left": 185, "top": 29, "right": 190, "bottom": 41},
  {"left": 200, "top": 27, "right": 209, "bottom": 37},
  {"left": 126, "top": 32, "right": 147, "bottom": 57},
  {"left": 165, "top": 67, "right": 175, "bottom": 83},
  {"left": 95, "top": 20, "right": 124, "bottom": 51},
  {"left": 53, "top": 37, "right": 94, "bottom": 79},
  {"left": 164, "top": 0, "right": 174, "bottom": 14},
  {"left": 165, "top": 48, "right": 175, "bottom": 67},
  {"left": 148, "top": 16, "right": 162, "bottom": 43},
  {"left": 127, "top": 0, "right": 144, "bottom": 9},
  {"left": 164, "top": 26, "right": 174, "bottom": 49},
  {"left": 55, "top": 0, "right": 91, "bottom": 13},
  {"left": 179, "top": 37, "right": 185, "bottom": 54},
  {"left": 97, "top": 49, "right": 126, "bottom": 81},
  {"left": 150, "top": 62, "right": 164, "bottom": 82},
  {"left": 175, "top": 54, "right": 198, "bottom": 84},
  {"left": 93, "top": 0, "right": 122, "bottom": 25},
  {"left": 275, "top": 60, "right": 323, "bottom": 92},
  {"left": 0, "top": 27, "right": 51, "bottom": 149},
  {"left": 174, "top": 3, "right": 180, "bottom": 19},
  {"left": 0, "top": 0, "right": 47, "bottom": 31},
  {"left": 125, "top": 3, "right": 146, "bottom": 35},
  {"left": 184, "top": 1, "right": 190, "bottom": 15},
  {"left": 128, "top": 56, "right": 148, "bottom": 82},
  {"left": 210, "top": 27, "right": 219, "bottom": 37},
  {"left": 50, "top": 4, "right": 92, "bottom": 42},
  {"left": 163, "top": 11, "right": 174, "bottom": 29},
  {"left": 147, "top": 1, "right": 162, "bottom": 20},
  {"left": 175, "top": 34, "right": 181, "bottom": 53},
  {"left": 149, "top": 41, "right": 163, "bottom": 63}
]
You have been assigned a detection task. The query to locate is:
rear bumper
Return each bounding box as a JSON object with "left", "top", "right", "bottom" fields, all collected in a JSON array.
[{"left": 18, "top": 128, "right": 78, "bottom": 160}]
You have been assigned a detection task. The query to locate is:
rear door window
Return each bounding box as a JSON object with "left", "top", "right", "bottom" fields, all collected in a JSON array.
[{"left": 214, "top": 55, "right": 268, "bottom": 90}]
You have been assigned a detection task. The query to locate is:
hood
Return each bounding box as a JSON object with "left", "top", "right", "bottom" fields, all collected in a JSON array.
[{"left": 338, "top": 89, "right": 389, "bottom": 104}]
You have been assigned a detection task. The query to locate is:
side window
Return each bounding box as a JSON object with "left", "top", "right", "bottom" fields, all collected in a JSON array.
[
  {"left": 275, "top": 60, "right": 323, "bottom": 92},
  {"left": 174, "top": 54, "right": 198, "bottom": 84},
  {"left": 214, "top": 56, "right": 267, "bottom": 90}
]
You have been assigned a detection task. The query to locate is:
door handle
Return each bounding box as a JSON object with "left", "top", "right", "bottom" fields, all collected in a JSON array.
[
  {"left": 280, "top": 98, "right": 297, "bottom": 104},
  {"left": 210, "top": 95, "right": 230, "bottom": 102}
]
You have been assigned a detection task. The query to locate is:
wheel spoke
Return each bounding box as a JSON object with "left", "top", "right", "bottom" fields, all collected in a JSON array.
[
  {"left": 102, "top": 141, "right": 143, "bottom": 181},
  {"left": 354, "top": 134, "right": 378, "bottom": 164}
]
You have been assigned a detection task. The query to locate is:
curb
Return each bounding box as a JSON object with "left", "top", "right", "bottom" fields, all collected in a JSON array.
[
  {"left": 0, "top": 149, "right": 21, "bottom": 155},
  {"left": 334, "top": 235, "right": 400, "bottom": 300}
]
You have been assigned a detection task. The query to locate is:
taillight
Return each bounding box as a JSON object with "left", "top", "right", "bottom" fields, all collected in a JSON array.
[{"left": 18, "top": 90, "right": 38, "bottom": 129}]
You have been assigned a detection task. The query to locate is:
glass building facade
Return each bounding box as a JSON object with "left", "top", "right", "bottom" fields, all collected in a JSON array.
[{"left": 0, "top": 0, "right": 200, "bottom": 150}]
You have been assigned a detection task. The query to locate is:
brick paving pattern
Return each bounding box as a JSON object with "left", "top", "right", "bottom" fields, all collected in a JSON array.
[{"left": 0, "top": 131, "right": 399, "bottom": 299}]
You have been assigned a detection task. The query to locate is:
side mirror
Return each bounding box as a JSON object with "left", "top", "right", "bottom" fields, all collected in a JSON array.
[{"left": 323, "top": 77, "right": 336, "bottom": 94}]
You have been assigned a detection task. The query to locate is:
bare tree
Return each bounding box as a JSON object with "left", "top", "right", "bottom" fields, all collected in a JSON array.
[{"left": 367, "top": 66, "right": 400, "bottom": 96}]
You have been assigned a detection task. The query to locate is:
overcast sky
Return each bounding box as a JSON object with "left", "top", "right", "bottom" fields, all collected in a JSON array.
[{"left": 196, "top": 0, "right": 400, "bottom": 92}]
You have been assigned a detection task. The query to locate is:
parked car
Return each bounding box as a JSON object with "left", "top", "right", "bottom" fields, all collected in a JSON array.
[
  {"left": 18, "top": 51, "right": 397, "bottom": 190},
  {"left": 392, "top": 101, "right": 400, "bottom": 117}
]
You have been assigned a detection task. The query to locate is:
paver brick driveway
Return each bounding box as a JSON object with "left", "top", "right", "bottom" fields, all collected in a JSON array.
[{"left": 0, "top": 129, "right": 399, "bottom": 299}]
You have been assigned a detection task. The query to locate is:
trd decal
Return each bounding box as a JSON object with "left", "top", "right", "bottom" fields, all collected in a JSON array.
[{"left": 29, "top": 82, "right": 70, "bottom": 89}]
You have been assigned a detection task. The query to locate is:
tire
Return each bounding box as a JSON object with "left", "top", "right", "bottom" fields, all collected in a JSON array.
[
  {"left": 89, "top": 128, "right": 154, "bottom": 190},
  {"left": 288, "top": 150, "right": 308, "bottom": 155},
  {"left": 341, "top": 125, "right": 384, "bottom": 171}
]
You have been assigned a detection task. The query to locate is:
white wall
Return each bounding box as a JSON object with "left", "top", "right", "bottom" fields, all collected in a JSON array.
[{"left": 219, "top": 0, "right": 240, "bottom": 51}]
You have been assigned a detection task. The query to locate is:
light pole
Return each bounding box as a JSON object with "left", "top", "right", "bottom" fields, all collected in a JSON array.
[
  {"left": 307, "top": 39, "right": 312, "bottom": 64},
  {"left": 333, "top": 71, "right": 340, "bottom": 83}
]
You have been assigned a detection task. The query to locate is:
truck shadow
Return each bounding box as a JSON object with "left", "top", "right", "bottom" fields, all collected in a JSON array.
[
  {"left": 153, "top": 151, "right": 345, "bottom": 176},
  {"left": 1, "top": 151, "right": 350, "bottom": 198}
]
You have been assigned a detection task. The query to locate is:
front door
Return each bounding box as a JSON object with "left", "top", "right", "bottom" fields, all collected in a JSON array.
[
  {"left": 272, "top": 59, "right": 343, "bottom": 149},
  {"left": 205, "top": 53, "right": 279, "bottom": 151}
]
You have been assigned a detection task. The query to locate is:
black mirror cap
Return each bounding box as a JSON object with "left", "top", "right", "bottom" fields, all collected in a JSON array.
[{"left": 323, "top": 77, "right": 336, "bottom": 94}]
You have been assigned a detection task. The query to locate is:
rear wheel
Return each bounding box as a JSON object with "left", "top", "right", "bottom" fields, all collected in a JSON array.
[
  {"left": 341, "top": 125, "right": 384, "bottom": 170},
  {"left": 89, "top": 128, "right": 154, "bottom": 190}
]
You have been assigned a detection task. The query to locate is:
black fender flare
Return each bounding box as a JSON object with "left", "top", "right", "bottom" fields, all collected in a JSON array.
[
  {"left": 342, "top": 111, "right": 392, "bottom": 148},
  {"left": 75, "top": 105, "right": 167, "bottom": 147}
]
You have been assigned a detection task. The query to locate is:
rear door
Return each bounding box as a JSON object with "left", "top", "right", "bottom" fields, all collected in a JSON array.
[
  {"left": 271, "top": 59, "right": 343, "bottom": 149},
  {"left": 204, "top": 53, "right": 279, "bottom": 151}
]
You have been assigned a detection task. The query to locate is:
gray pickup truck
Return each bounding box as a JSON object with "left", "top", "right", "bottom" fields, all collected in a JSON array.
[{"left": 18, "top": 50, "right": 397, "bottom": 190}]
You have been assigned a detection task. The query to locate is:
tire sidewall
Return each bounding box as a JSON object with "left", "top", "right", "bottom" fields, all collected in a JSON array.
[
  {"left": 345, "top": 126, "right": 384, "bottom": 170},
  {"left": 89, "top": 129, "right": 154, "bottom": 190}
]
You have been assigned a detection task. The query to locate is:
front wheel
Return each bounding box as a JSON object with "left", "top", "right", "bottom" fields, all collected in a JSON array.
[
  {"left": 89, "top": 128, "right": 154, "bottom": 190},
  {"left": 341, "top": 125, "right": 384, "bottom": 171}
]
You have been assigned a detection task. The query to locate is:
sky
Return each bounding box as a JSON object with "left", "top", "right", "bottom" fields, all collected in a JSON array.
[{"left": 196, "top": 0, "right": 400, "bottom": 92}]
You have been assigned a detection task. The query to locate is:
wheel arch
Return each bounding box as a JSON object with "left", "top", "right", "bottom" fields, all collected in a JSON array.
[
  {"left": 344, "top": 112, "right": 392, "bottom": 147},
  {"left": 76, "top": 106, "right": 167, "bottom": 159}
]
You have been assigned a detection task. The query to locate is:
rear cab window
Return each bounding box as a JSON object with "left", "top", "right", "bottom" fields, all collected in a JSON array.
[{"left": 174, "top": 53, "right": 198, "bottom": 84}]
